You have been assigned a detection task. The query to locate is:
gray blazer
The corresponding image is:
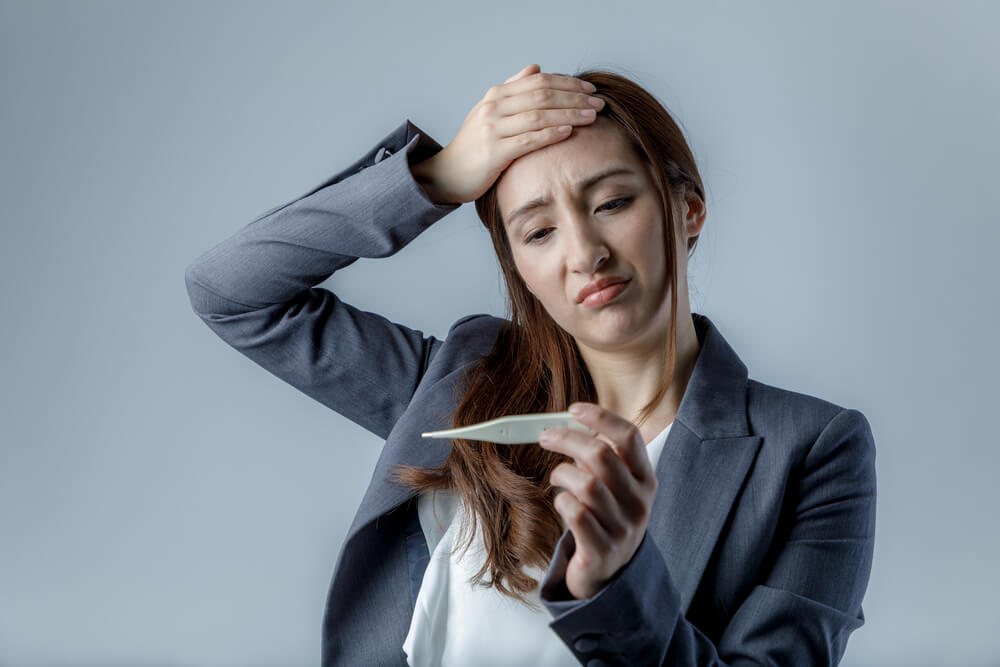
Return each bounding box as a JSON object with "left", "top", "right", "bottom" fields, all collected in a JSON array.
[{"left": 185, "top": 119, "right": 876, "bottom": 666}]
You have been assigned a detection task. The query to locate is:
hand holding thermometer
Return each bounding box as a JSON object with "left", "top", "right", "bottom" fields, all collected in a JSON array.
[{"left": 421, "top": 411, "right": 597, "bottom": 444}]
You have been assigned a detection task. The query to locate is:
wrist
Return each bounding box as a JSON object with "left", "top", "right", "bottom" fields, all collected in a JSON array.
[{"left": 409, "top": 155, "right": 455, "bottom": 206}]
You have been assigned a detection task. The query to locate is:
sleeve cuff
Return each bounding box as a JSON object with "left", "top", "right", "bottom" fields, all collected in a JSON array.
[{"left": 540, "top": 529, "right": 682, "bottom": 634}]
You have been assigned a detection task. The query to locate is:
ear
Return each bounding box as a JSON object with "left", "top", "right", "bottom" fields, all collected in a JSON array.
[{"left": 682, "top": 192, "right": 706, "bottom": 240}]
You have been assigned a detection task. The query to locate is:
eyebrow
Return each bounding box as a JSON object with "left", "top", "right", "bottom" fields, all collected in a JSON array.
[{"left": 504, "top": 166, "right": 638, "bottom": 230}]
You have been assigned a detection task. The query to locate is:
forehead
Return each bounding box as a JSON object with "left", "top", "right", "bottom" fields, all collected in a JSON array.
[{"left": 496, "top": 119, "right": 648, "bottom": 216}]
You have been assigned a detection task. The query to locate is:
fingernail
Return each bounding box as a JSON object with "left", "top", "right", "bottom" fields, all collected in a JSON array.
[
  {"left": 569, "top": 403, "right": 586, "bottom": 416},
  {"left": 582, "top": 81, "right": 597, "bottom": 92}
]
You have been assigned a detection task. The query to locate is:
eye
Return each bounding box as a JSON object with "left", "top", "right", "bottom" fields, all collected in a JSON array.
[
  {"left": 522, "top": 197, "right": 634, "bottom": 245},
  {"left": 525, "top": 228, "right": 551, "bottom": 244},
  {"left": 598, "top": 196, "right": 633, "bottom": 213}
]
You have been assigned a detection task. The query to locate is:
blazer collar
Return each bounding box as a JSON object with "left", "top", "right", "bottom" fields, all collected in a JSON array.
[
  {"left": 675, "top": 312, "right": 753, "bottom": 440},
  {"left": 348, "top": 312, "right": 761, "bottom": 614}
]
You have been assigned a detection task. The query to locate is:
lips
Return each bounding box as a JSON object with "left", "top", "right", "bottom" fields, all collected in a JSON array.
[{"left": 577, "top": 276, "right": 630, "bottom": 305}]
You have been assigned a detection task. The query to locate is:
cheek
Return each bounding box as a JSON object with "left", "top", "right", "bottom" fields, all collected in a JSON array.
[
  {"left": 515, "top": 259, "right": 563, "bottom": 305},
  {"left": 521, "top": 268, "right": 543, "bottom": 297},
  {"left": 510, "top": 252, "right": 539, "bottom": 295},
  {"left": 634, "top": 212, "right": 668, "bottom": 281}
]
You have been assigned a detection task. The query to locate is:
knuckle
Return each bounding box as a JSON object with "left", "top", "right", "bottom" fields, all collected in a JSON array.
[
  {"left": 645, "top": 471, "right": 659, "bottom": 492},
  {"left": 611, "top": 521, "right": 629, "bottom": 541},
  {"left": 594, "top": 445, "right": 615, "bottom": 466},
  {"left": 526, "top": 109, "right": 542, "bottom": 124},
  {"left": 477, "top": 103, "right": 494, "bottom": 120},
  {"left": 581, "top": 448, "right": 600, "bottom": 469},
  {"left": 532, "top": 88, "right": 552, "bottom": 103},
  {"left": 638, "top": 496, "right": 652, "bottom": 517}
]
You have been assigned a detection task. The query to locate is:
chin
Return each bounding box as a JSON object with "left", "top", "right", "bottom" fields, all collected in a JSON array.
[{"left": 574, "top": 315, "right": 644, "bottom": 344}]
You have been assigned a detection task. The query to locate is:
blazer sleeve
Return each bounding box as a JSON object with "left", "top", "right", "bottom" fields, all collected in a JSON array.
[
  {"left": 538, "top": 408, "right": 877, "bottom": 666},
  {"left": 184, "top": 119, "right": 461, "bottom": 441}
]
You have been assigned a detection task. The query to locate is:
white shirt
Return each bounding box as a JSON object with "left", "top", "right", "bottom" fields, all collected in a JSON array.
[{"left": 403, "top": 421, "right": 674, "bottom": 666}]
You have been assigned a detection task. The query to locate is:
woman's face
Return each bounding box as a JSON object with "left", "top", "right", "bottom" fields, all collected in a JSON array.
[{"left": 496, "top": 117, "right": 690, "bottom": 352}]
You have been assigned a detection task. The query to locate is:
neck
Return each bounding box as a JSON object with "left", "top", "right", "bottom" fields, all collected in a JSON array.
[{"left": 577, "top": 311, "right": 701, "bottom": 445}]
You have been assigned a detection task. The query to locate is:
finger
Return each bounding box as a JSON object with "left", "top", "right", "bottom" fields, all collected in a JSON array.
[
  {"left": 493, "top": 124, "right": 577, "bottom": 167},
  {"left": 503, "top": 63, "right": 539, "bottom": 84},
  {"left": 496, "top": 70, "right": 592, "bottom": 100},
  {"left": 569, "top": 403, "right": 655, "bottom": 487},
  {"left": 554, "top": 488, "right": 608, "bottom": 553},
  {"left": 551, "top": 462, "right": 629, "bottom": 540},
  {"left": 492, "top": 89, "right": 603, "bottom": 135},
  {"left": 541, "top": 429, "right": 645, "bottom": 517}
]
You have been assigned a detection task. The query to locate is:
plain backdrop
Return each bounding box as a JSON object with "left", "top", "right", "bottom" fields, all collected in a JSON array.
[{"left": 1, "top": 1, "right": 998, "bottom": 666}]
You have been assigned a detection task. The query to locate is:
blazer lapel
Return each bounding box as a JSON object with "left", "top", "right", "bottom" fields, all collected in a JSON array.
[
  {"left": 345, "top": 366, "right": 467, "bottom": 542},
  {"left": 647, "top": 313, "right": 762, "bottom": 614}
]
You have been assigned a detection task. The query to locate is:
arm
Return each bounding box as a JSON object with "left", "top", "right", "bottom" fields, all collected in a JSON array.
[
  {"left": 539, "top": 408, "right": 877, "bottom": 666},
  {"left": 184, "top": 119, "right": 461, "bottom": 440}
]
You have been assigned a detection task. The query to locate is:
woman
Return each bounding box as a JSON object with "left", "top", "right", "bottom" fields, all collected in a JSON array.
[{"left": 185, "top": 64, "right": 876, "bottom": 666}]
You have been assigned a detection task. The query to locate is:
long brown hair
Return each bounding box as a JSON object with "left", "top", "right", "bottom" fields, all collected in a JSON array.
[{"left": 391, "top": 67, "right": 706, "bottom": 606}]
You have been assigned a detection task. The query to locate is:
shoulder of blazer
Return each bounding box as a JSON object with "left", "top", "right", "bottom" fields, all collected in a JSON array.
[
  {"left": 409, "top": 312, "right": 509, "bottom": 391},
  {"left": 745, "top": 377, "right": 875, "bottom": 460},
  {"left": 442, "top": 312, "right": 508, "bottom": 356}
]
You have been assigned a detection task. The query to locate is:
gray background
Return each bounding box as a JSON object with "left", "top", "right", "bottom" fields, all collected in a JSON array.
[{"left": 1, "top": 1, "right": 997, "bottom": 665}]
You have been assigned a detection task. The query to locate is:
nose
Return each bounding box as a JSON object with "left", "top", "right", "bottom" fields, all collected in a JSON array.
[{"left": 565, "top": 214, "right": 610, "bottom": 275}]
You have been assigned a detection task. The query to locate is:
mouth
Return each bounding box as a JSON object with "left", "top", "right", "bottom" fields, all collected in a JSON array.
[{"left": 579, "top": 279, "right": 631, "bottom": 307}]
